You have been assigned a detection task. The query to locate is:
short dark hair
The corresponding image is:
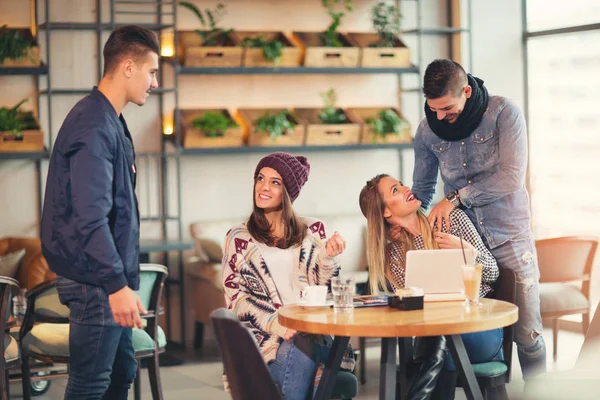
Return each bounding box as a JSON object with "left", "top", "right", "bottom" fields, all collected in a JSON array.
[
  {"left": 422, "top": 59, "right": 468, "bottom": 99},
  {"left": 103, "top": 25, "right": 160, "bottom": 76}
]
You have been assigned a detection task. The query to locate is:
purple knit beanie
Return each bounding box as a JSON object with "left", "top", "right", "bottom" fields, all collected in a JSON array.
[{"left": 254, "top": 152, "right": 311, "bottom": 202}]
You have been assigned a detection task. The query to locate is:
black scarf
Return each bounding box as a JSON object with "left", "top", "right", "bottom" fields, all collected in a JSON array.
[{"left": 425, "top": 74, "right": 489, "bottom": 142}]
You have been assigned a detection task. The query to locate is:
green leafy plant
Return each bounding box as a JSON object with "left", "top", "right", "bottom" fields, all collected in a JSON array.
[
  {"left": 371, "top": 2, "right": 401, "bottom": 48},
  {"left": 179, "top": 2, "right": 233, "bottom": 46},
  {"left": 366, "top": 109, "right": 409, "bottom": 143},
  {"left": 318, "top": 88, "right": 347, "bottom": 124},
  {"left": 0, "top": 99, "right": 39, "bottom": 138},
  {"left": 0, "top": 25, "right": 35, "bottom": 63},
  {"left": 254, "top": 110, "right": 297, "bottom": 142},
  {"left": 320, "top": 0, "right": 353, "bottom": 47},
  {"left": 191, "top": 112, "right": 237, "bottom": 138},
  {"left": 242, "top": 36, "right": 283, "bottom": 63}
]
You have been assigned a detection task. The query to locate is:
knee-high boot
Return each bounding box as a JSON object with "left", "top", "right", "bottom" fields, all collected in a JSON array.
[{"left": 406, "top": 336, "right": 449, "bottom": 400}]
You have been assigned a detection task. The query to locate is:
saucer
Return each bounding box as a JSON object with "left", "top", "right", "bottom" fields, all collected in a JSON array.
[{"left": 297, "top": 300, "right": 334, "bottom": 309}]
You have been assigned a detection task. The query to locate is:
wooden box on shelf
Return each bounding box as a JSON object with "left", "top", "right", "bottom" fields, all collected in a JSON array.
[
  {"left": 0, "top": 28, "right": 41, "bottom": 67},
  {"left": 346, "top": 107, "right": 412, "bottom": 145},
  {"left": 0, "top": 129, "right": 44, "bottom": 152},
  {"left": 346, "top": 33, "right": 410, "bottom": 68},
  {"left": 295, "top": 108, "right": 360, "bottom": 146},
  {"left": 180, "top": 109, "right": 243, "bottom": 148},
  {"left": 238, "top": 108, "right": 305, "bottom": 147},
  {"left": 292, "top": 32, "right": 359, "bottom": 68},
  {"left": 231, "top": 32, "right": 301, "bottom": 68},
  {"left": 178, "top": 31, "right": 242, "bottom": 68}
]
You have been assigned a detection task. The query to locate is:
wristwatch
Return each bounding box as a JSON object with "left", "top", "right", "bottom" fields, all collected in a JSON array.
[{"left": 445, "top": 190, "right": 461, "bottom": 208}]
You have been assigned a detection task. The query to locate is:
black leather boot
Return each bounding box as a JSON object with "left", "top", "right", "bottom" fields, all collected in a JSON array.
[
  {"left": 406, "top": 336, "right": 449, "bottom": 400},
  {"left": 431, "top": 369, "right": 457, "bottom": 400}
]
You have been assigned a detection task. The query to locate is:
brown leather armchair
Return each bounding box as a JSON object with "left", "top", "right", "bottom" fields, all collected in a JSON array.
[{"left": 0, "top": 237, "right": 56, "bottom": 290}]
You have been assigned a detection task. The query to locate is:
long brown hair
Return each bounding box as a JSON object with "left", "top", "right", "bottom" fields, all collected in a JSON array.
[
  {"left": 247, "top": 178, "right": 307, "bottom": 249},
  {"left": 359, "top": 174, "right": 438, "bottom": 294}
]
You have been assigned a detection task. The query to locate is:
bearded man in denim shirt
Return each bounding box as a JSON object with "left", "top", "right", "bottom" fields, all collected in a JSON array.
[{"left": 411, "top": 59, "right": 547, "bottom": 380}]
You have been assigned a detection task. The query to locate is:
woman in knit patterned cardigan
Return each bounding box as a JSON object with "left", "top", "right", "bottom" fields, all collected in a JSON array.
[{"left": 222, "top": 152, "right": 355, "bottom": 400}]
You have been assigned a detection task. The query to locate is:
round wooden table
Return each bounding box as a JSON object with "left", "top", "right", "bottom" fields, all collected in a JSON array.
[{"left": 279, "top": 299, "right": 518, "bottom": 400}]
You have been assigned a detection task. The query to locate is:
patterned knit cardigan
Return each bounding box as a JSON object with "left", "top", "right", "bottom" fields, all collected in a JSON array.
[{"left": 222, "top": 217, "right": 356, "bottom": 371}]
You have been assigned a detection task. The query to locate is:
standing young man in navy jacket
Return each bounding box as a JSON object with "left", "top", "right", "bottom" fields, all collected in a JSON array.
[{"left": 41, "top": 25, "right": 159, "bottom": 399}]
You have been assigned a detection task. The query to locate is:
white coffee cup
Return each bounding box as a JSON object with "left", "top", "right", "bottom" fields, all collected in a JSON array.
[{"left": 299, "top": 285, "right": 328, "bottom": 305}]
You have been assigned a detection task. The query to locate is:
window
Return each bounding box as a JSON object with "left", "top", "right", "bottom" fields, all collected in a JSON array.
[{"left": 525, "top": 5, "right": 600, "bottom": 238}]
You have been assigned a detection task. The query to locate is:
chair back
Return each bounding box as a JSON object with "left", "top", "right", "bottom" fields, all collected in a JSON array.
[
  {"left": 536, "top": 237, "right": 598, "bottom": 284},
  {"left": 136, "top": 264, "right": 168, "bottom": 312},
  {"left": 0, "top": 277, "right": 19, "bottom": 329},
  {"left": 210, "top": 308, "right": 281, "bottom": 400},
  {"left": 495, "top": 267, "right": 517, "bottom": 383},
  {"left": 576, "top": 304, "right": 600, "bottom": 371}
]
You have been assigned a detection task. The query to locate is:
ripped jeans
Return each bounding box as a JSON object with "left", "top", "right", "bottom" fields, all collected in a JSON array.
[{"left": 491, "top": 231, "right": 547, "bottom": 379}]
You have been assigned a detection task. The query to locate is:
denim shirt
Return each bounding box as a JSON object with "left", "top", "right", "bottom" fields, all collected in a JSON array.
[{"left": 411, "top": 95, "right": 531, "bottom": 249}]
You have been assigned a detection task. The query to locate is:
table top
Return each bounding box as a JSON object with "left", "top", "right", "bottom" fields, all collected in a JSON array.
[
  {"left": 278, "top": 299, "right": 518, "bottom": 337},
  {"left": 139, "top": 238, "right": 193, "bottom": 253}
]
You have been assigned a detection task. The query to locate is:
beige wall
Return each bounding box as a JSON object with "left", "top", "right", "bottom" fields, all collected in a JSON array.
[{"left": 1, "top": 0, "right": 525, "bottom": 343}]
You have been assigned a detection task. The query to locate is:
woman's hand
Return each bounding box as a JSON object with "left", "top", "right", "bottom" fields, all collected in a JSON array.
[
  {"left": 283, "top": 328, "right": 297, "bottom": 341},
  {"left": 325, "top": 231, "right": 346, "bottom": 257},
  {"left": 434, "top": 232, "right": 475, "bottom": 252}
]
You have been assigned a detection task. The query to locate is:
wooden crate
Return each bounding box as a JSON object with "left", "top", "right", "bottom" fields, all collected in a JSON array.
[
  {"left": 346, "top": 32, "right": 410, "bottom": 68},
  {"left": 292, "top": 32, "right": 359, "bottom": 68},
  {"left": 0, "top": 28, "right": 41, "bottom": 67},
  {"left": 238, "top": 108, "right": 305, "bottom": 147},
  {"left": 346, "top": 107, "right": 412, "bottom": 145},
  {"left": 180, "top": 109, "right": 243, "bottom": 148},
  {"left": 295, "top": 108, "right": 360, "bottom": 146},
  {"left": 178, "top": 31, "right": 242, "bottom": 68},
  {"left": 0, "top": 129, "right": 44, "bottom": 152},
  {"left": 231, "top": 32, "right": 301, "bottom": 68}
]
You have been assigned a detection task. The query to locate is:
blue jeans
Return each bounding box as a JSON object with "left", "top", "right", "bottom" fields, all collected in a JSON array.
[
  {"left": 445, "top": 328, "right": 504, "bottom": 371},
  {"left": 268, "top": 336, "right": 331, "bottom": 400},
  {"left": 490, "top": 232, "right": 547, "bottom": 379},
  {"left": 56, "top": 277, "right": 137, "bottom": 400}
]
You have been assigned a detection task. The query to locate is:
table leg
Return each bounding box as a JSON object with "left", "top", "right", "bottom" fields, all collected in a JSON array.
[
  {"left": 446, "top": 335, "right": 483, "bottom": 400},
  {"left": 397, "top": 337, "right": 413, "bottom": 400},
  {"left": 380, "top": 337, "right": 397, "bottom": 400},
  {"left": 314, "top": 336, "right": 350, "bottom": 400}
]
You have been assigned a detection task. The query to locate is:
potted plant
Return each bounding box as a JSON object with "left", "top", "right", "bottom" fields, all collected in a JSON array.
[
  {"left": 347, "top": 107, "right": 412, "bottom": 145},
  {"left": 0, "top": 25, "right": 40, "bottom": 67},
  {"left": 232, "top": 32, "right": 301, "bottom": 68},
  {"left": 294, "top": 1, "right": 359, "bottom": 68},
  {"left": 239, "top": 108, "right": 305, "bottom": 146},
  {"left": 347, "top": 2, "right": 411, "bottom": 68},
  {"left": 180, "top": 109, "right": 243, "bottom": 148},
  {"left": 295, "top": 88, "right": 360, "bottom": 146},
  {"left": 0, "top": 99, "right": 44, "bottom": 152},
  {"left": 178, "top": 2, "right": 242, "bottom": 67}
]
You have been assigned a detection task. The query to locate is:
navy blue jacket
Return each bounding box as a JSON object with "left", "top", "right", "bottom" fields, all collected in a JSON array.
[{"left": 41, "top": 87, "right": 140, "bottom": 294}]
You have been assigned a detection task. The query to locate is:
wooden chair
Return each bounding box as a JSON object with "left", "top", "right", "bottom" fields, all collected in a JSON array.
[
  {"left": 211, "top": 308, "right": 358, "bottom": 400},
  {"left": 536, "top": 236, "right": 598, "bottom": 361},
  {"left": 458, "top": 267, "right": 517, "bottom": 400},
  {"left": 19, "top": 264, "right": 168, "bottom": 400},
  {"left": 1, "top": 277, "right": 20, "bottom": 400}
]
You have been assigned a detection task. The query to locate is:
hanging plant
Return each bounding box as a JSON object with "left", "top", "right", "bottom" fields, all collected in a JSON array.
[
  {"left": 0, "top": 25, "right": 35, "bottom": 63},
  {"left": 366, "top": 109, "right": 409, "bottom": 143},
  {"left": 318, "top": 88, "right": 347, "bottom": 124},
  {"left": 254, "top": 110, "right": 296, "bottom": 142},
  {"left": 191, "top": 112, "right": 237, "bottom": 138},
  {"left": 320, "top": 0, "right": 353, "bottom": 47},
  {"left": 371, "top": 2, "right": 402, "bottom": 48},
  {"left": 178, "top": 2, "right": 233, "bottom": 46}
]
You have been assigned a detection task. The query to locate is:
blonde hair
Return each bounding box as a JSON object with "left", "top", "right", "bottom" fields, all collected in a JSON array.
[{"left": 359, "top": 174, "right": 438, "bottom": 294}]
